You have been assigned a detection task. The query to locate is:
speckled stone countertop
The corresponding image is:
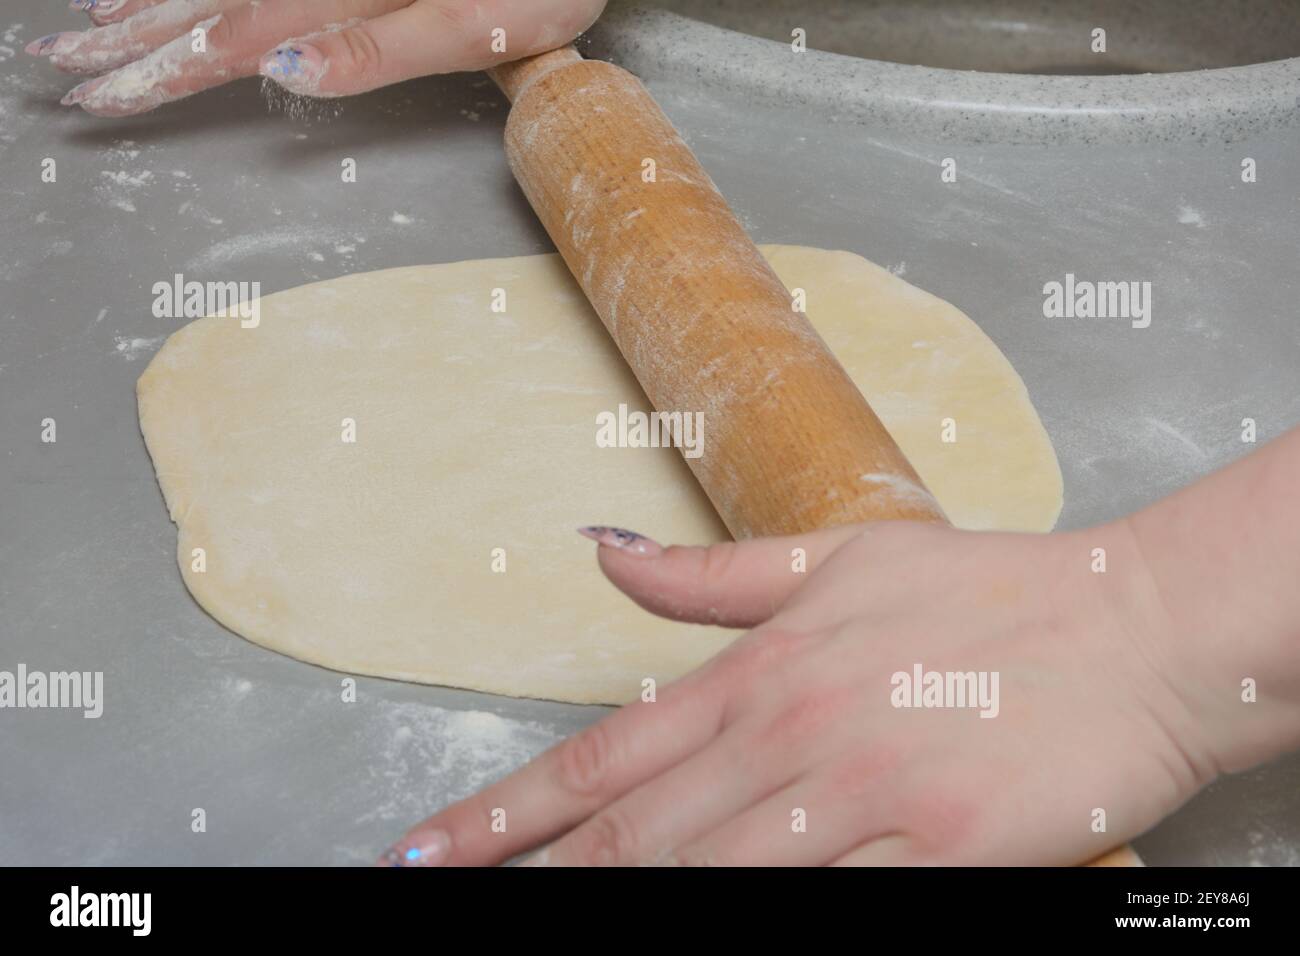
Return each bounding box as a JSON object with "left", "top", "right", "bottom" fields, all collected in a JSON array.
[{"left": 586, "top": 1, "right": 1300, "bottom": 144}]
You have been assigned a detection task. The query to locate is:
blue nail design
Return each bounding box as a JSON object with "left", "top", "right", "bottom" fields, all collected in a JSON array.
[{"left": 264, "top": 47, "right": 305, "bottom": 78}]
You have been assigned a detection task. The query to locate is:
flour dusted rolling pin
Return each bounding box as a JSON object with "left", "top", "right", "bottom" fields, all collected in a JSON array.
[
  {"left": 488, "top": 47, "right": 944, "bottom": 539},
  {"left": 488, "top": 47, "right": 1139, "bottom": 868}
]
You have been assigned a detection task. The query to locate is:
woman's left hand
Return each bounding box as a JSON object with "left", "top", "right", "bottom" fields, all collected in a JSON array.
[{"left": 28, "top": 0, "right": 607, "bottom": 116}]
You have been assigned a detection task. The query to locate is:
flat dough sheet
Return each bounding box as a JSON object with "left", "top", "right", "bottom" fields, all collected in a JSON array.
[{"left": 137, "top": 244, "right": 1062, "bottom": 704}]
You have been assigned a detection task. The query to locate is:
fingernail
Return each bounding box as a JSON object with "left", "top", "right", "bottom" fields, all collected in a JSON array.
[
  {"left": 577, "top": 526, "right": 662, "bottom": 557},
  {"left": 61, "top": 75, "right": 107, "bottom": 106},
  {"left": 377, "top": 829, "right": 451, "bottom": 867},
  {"left": 259, "top": 43, "right": 326, "bottom": 93},
  {"left": 83, "top": 0, "right": 127, "bottom": 14},
  {"left": 25, "top": 34, "right": 63, "bottom": 56}
]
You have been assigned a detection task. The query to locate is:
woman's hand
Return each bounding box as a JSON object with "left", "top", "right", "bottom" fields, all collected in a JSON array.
[
  {"left": 27, "top": 0, "right": 607, "bottom": 116},
  {"left": 380, "top": 517, "right": 1225, "bottom": 866}
]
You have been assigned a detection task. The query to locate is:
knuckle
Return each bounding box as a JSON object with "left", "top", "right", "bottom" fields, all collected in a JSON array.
[
  {"left": 556, "top": 723, "right": 615, "bottom": 798},
  {"left": 669, "top": 842, "right": 729, "bottom": 867},
  {"left": 699, "top": 540, "right": 740, "bottom": 589},
  {"left": 427, "top": 1, "right": 471, "bottom": 29},
  {"left": 203, "top": 12, "right": 239, "bottom": 49},
  {"left": 338, "top": 27, "right": 383, "bottom": 79},
  {"left": 576, "top": 808, "right": 639, "bottom": 865}
]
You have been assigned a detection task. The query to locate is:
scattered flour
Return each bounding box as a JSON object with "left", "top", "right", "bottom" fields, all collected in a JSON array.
[
  {"left": 1177, "top": 205, "right": 1207, "bottom": 228},
  {"left": 114, "top": 334, "right": 167, "bottom": 360},
  {"left": 188, "top": 224, "right": 351, "bottom": 270},
  {"left": 96, "top": 141, "right": 155, "bottom": 213},
  {"left": 359, "top": 702, "right": 562, "bottom": 826},
  {"left": 390, "top": 212, "right": 413, "bottom": 225}
]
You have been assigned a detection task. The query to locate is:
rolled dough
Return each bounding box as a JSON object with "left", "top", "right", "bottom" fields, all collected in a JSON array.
[{"left": 137, "top": 245, "right": 1061, "bottom": 705}]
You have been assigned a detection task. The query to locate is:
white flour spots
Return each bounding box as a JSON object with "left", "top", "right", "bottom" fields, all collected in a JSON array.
[
  {"left": 859, "top": 472, "right": 942, "bottom": 511},
  {"left": 1244, "top": 826, "right": 1300, "bottom": 866},
  {"left": 105, "top": 141, "right": 142, "bottom": 162},
  {"left": 0, "top": 23, "right": 16, "bottom": 62},
  {"left": 359, "top": 702, "right": 561, "bottom": 825},
  {"left": 113, "top": 335, "right": 166, "bottom": 360},
  {"left": 188, "top": 224, "right": 349, "bottom": 270},
  {"left": 1177, "top": 205, "right": 1207, "bottom": 228},
  {"left": 390, "top": 212, "right": 413, "bottom": 225},
  {"left": 101, "top": 170, "right": 153, "bottom": 188},
  {"left": 96, "top": 141, "right": 155, "bottom": 214},
  {"left": 1142, "top": 416, "right": 1206, "bottom": 459}
]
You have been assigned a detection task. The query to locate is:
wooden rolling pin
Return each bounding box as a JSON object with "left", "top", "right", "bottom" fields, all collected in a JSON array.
[
  {"left": 488, "top": 47, "right": 1138, "bottom": 868},
  {"left": 488, "top": 46, "right": 945, "bottom": 539}
]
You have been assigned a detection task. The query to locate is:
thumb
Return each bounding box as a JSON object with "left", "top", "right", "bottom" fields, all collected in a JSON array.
[{"left": 577, "top": 524, "right": 865, "bottom": 629}]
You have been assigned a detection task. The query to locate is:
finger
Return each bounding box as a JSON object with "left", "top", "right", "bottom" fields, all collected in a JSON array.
[
  {"left": 377, "top": 669, "right": 729, "bottom": 867},
  {"left": 828, "top": 834, "right": 916, "bottom": 866},
  {"left": 64, "top": 0, "right": 402, "bottom": 116},
  {"left": 670, "top": 749, "right": 904, "bottom": 866},
  {"left": 260, "top": 0, "right": 607, "bottom": 98},
  {"left": 577, "top": 524, "right": 866, "bottom": 628},
  {"left": 79, "top": 0, "right": 168, "bottom": 28},
  {"left": 526, "top": 721, "right": 797, "bottom": 866},
  {"left": 38, "top": 0, "right": 237, "bottom": 74}
]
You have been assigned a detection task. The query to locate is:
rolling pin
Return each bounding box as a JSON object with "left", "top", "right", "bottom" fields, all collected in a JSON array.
[
  {"left": 487, "top": 46, "right": 1139, "bottom": 868},
  {"left": 488, "top": 46, "right": 945, "bottom": 539}
]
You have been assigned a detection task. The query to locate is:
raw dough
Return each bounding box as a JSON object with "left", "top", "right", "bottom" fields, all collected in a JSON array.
[{"left": 137, "top": 245, "right": 1061, "bottom": 704}]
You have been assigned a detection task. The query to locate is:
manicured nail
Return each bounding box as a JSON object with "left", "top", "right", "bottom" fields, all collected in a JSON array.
[
  {"left": 577, "top": 526, "right": 662, "bottom": 557},
  {"left": 259, "top": 43, "right": 326, "bottom": 94},
  {"left": 81, "top": 0, "right": 127, "bottom": 14},
  {"left": 25, "top": 34, "right": 63, "bottom": 56},
  {"left": 377, "top": 829, "right": 451, "bottom": 867},
  {"left": 61, "top": 75, "right": 107, "bottom": 106}
]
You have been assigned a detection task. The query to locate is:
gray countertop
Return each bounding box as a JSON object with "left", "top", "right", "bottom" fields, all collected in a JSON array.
[{"left": 1, "top": 0, "right": 1297, "bottom": 865}]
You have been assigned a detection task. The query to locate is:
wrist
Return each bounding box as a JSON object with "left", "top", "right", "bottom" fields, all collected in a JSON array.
[{"left": 1123, "top": 493, "right": 1300, "bottom": 775}]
